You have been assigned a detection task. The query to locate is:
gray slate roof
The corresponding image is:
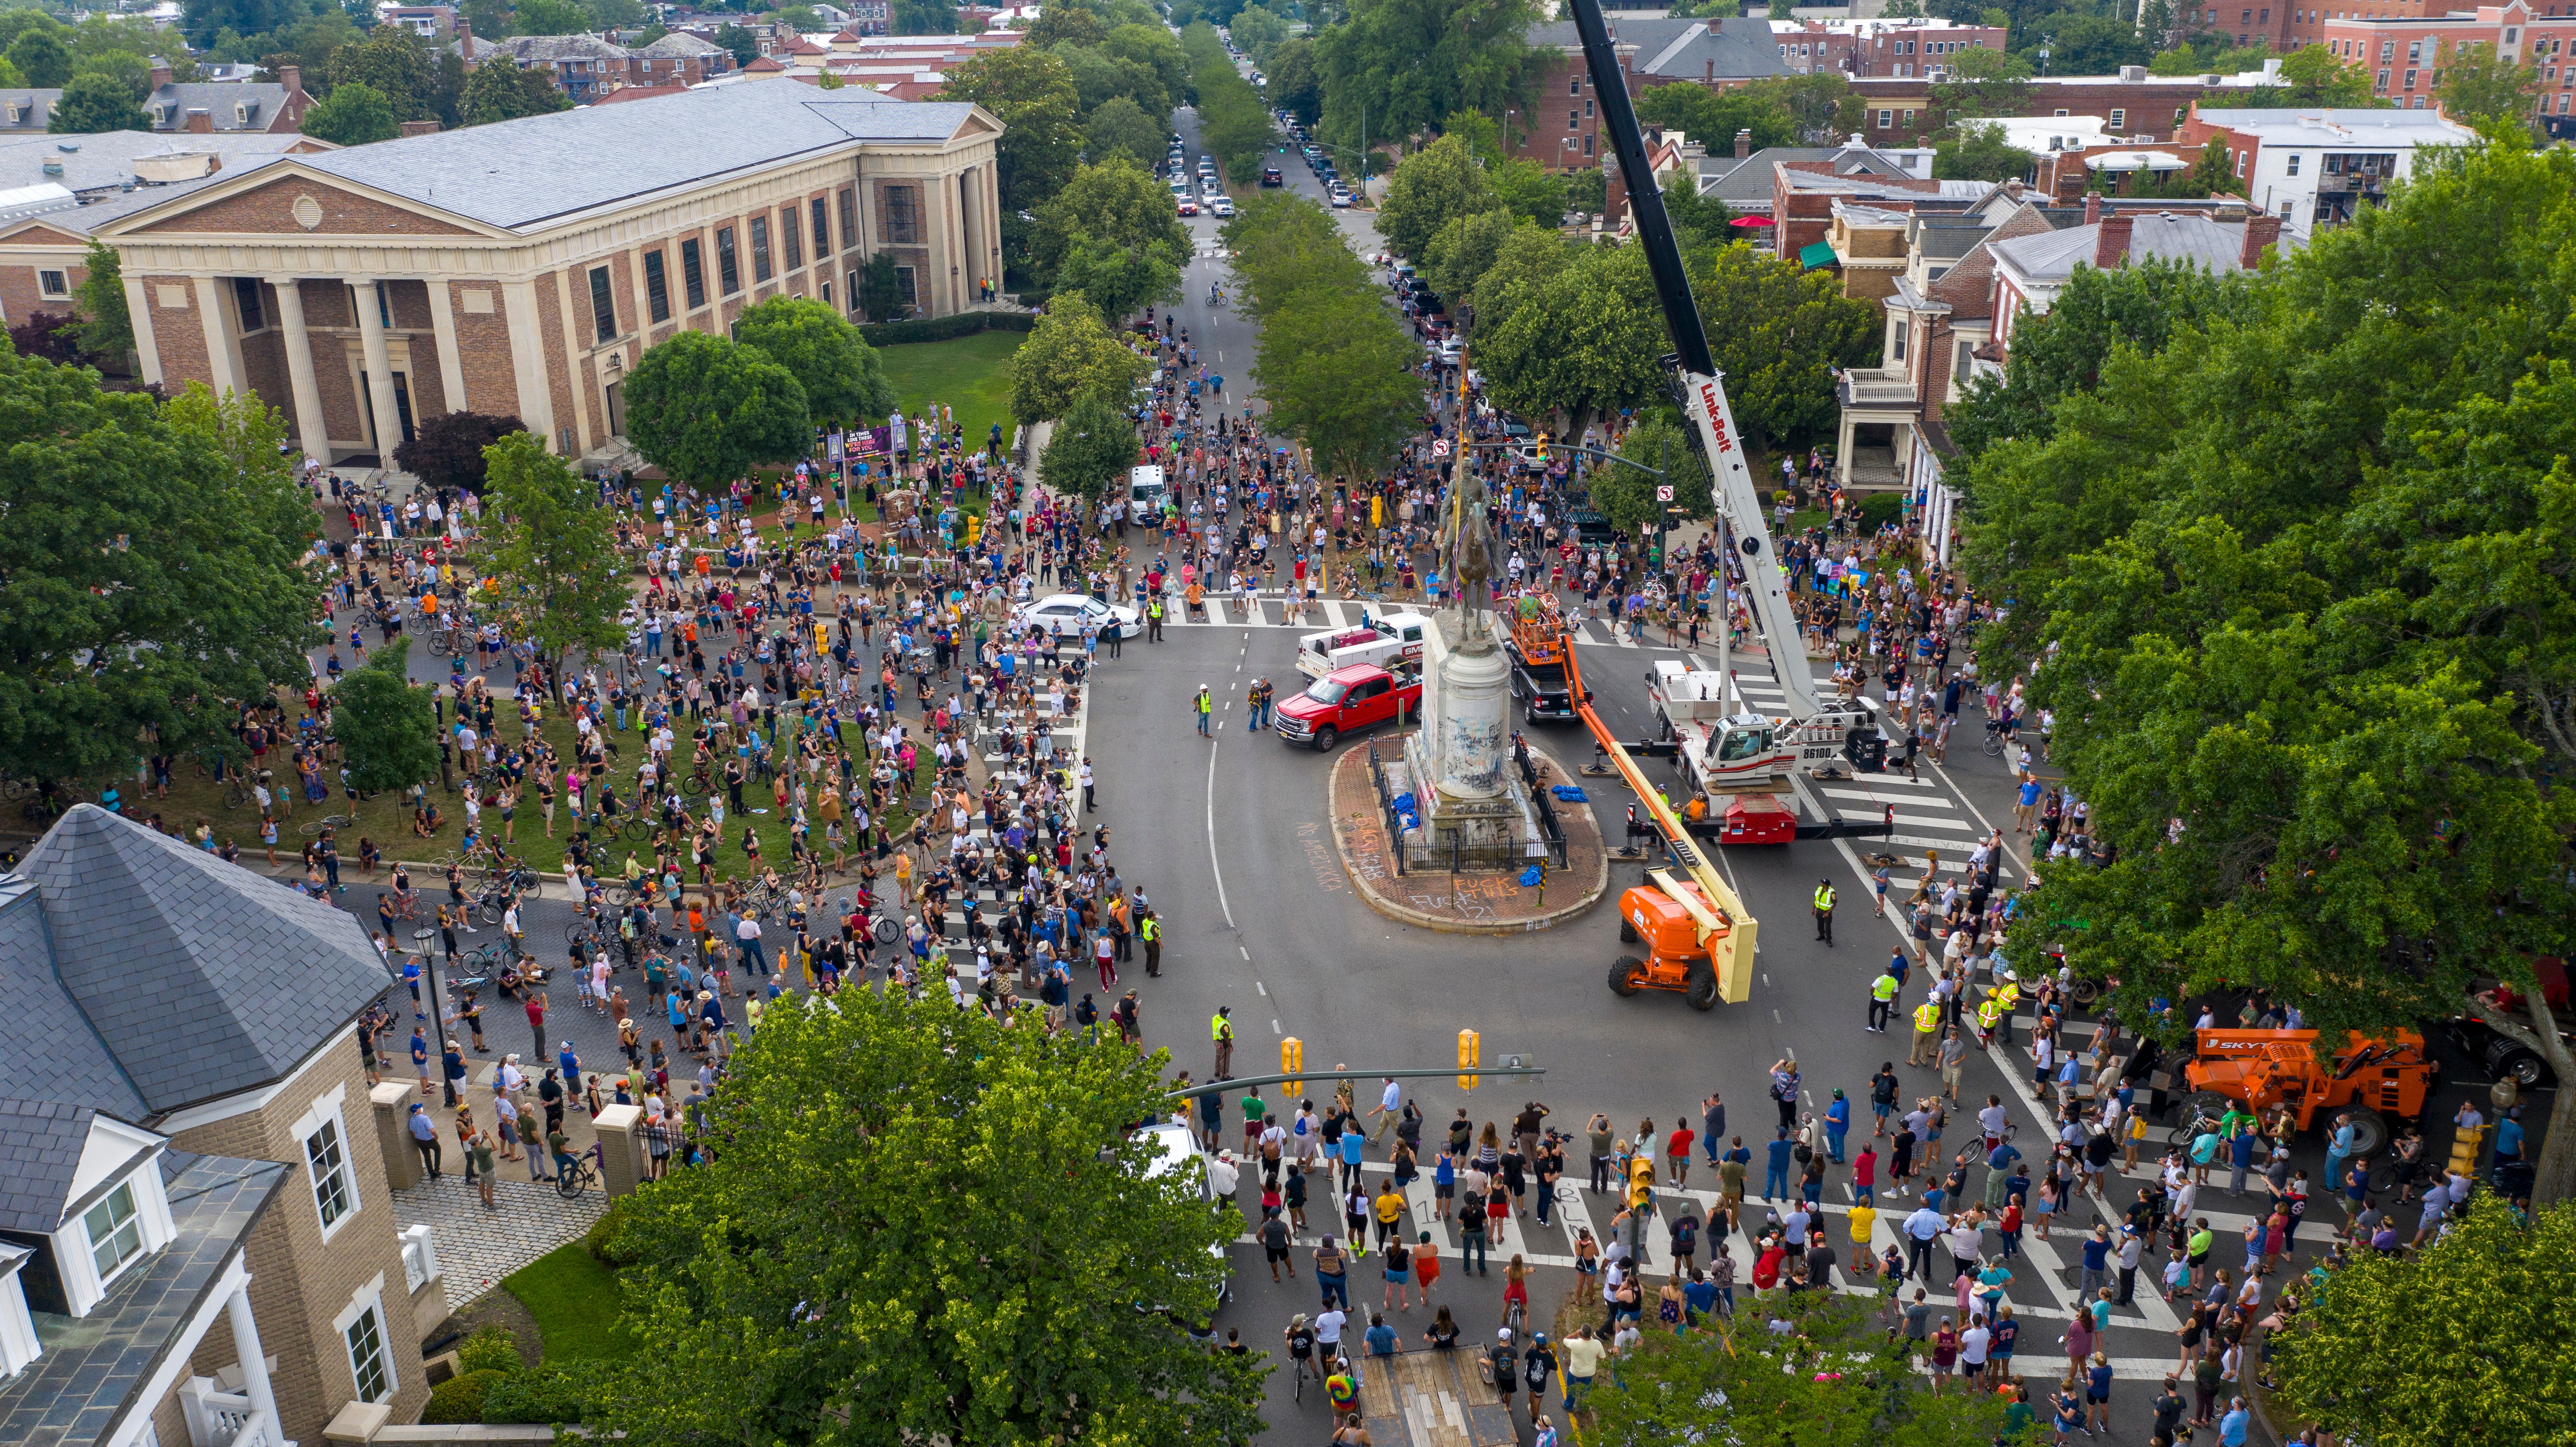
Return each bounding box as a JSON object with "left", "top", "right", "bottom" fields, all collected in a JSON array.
[
  {"left": 142, "top": 82, "right": 293, "bottom": 132},
  {"left": 1989, "top": 211, "right": 2260, "bottom": 280},
  {"left": 287, "top": 83, "right": 979, "bottom": 232},
  {"left": 1528, "top": 15, "right": 1791, "bottom": 82},
  {"left": 0, "top": 1152, "right": 286, "bottom": 1447},
  {"left": 637, "top": 32, "right": 727, "bottom": 57},
  {"left": 0, "top": 879, "right": 145, "bottom": 1120},
  {"left": 0, "top": 131, "right": 315, "bottom": 201},
  {"left": 0, "top": 1099, "right": 99, "bottom": 1233},
  {"left": 11, "top": 806, "right": 393, "bottom": 1118}
]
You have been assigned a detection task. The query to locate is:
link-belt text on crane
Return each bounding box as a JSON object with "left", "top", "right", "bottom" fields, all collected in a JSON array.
[{"left": 1697, "top": 382, "right": 1736, "bottom": 452}]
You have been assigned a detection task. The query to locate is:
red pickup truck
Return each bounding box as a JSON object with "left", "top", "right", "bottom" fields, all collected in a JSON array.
[{"left": 1274, "top": 663, "right": 1421, "bottom": 751}]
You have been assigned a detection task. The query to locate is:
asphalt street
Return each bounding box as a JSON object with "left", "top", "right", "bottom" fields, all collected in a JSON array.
[{"left": 274, "top": 94, "right": 2540, "bottom": 1445}]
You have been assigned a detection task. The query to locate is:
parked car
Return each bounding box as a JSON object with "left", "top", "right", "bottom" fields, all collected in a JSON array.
[
  {"left": 1014, "top": 592, "right": 1143, "bottom": 641},
  {"left": 1329, "top": 187, "right": 1354, "bottom": 208},
  {"left": 1275, "top": 663, "right": 1422, "bottom": 751}
]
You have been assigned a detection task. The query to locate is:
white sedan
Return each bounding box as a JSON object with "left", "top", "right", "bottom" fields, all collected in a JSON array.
[{"left": 1014, "top": 592, "right": 1143, "bottom": 641}]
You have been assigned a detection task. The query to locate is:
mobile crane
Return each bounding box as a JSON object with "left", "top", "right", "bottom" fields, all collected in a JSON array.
[{"left": 1566, "top": 0, "right": 1881, "bottom": 795}]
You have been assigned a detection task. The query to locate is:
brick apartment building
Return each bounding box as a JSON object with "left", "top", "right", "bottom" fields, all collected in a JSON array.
[
  {"left": 2315, "top": 0, "right": 2576, "bottom": 123},
  {"left": 1767, "top": 16, "right": 2009, "bottom": 79},
  {"left": 2178, "top": 103, "right": 2476, "bottom": 233},
  {"left": 82, "top": 84, "right": 1002, "bottom": 467},
  {"left": 1507, "top": 15, "right": 1790, "bottom": 171}
]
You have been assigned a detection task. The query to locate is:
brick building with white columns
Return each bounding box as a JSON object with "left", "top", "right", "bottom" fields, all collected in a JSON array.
[{"left": 87, "top": 83, "right": 1002, "bottom": 465}]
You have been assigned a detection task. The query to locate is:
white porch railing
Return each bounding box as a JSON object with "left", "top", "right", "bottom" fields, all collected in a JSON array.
[{"left": 180, "top": 1378, "right": 259, "bottom": 1447}]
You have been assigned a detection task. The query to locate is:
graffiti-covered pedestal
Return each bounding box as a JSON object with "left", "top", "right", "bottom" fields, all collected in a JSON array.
[{"left": 1397, "top": 612, "right": 1532, "bottom": 868}]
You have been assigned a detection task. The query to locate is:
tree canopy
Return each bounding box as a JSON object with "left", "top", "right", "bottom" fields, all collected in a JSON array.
[
  {"left": 1008, "top": 294, "right": 1149, "bottom": 425},
  {"left": 731, "top": 294, "right": 893, "bottom": 428},
  {"left": 1474, "top": 238, "right": 1666, "bottom": 438},
  {"left": 334, "top": 638, "right": 438, "bottom": 795},
  {"left": 1040, "top": 387, "right": 1141, "bottom": 503},
  {"left": 48, "top": 71, "right": 148, "bottom": 133},
  {"left": 591, "top": 987, "right": 1264, "bottom": 1446},
  {"left": 393, "top": 410, "right": 526, "bottom": 493},
  {"left": 1584, "top": 1294, "right": 2005, "bottom": 1446},
  {"left": 1689, "top": 240, "right": 1880, "bottom": 454},
  {"left": 299, "top": 81, "right": 399, "bottom": 146},
  {"left": 622, "top": 330, "right": 811, "bottom": 487},
  {"left": 1959, "top": 141, "right": 2576, "bottom": 1203},
  {"left": 1310, "top": 0, "right": 1542, "bottom": 177},
  {"left": 2271, "top": 1196, "right": 2576, "bottom": 1447},
  {"left": 1224, "top": 192, "right": 1423, "bottom": 481},
  {"left": 0, "top": 368, "right": 317, "bottom": 785},
  {"left": 473, "top": 430, "right": 628, "bottom": 683}
]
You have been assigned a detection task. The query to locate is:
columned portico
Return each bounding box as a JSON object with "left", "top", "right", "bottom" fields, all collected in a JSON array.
[
  {"left": 269, "top": 279, "right": 330, "bottom": 463},
  {"left": 351, "top": 280, "right": 406, "bottom": 460}
]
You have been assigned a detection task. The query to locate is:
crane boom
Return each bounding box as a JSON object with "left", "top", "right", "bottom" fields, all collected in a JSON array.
[{"left": 1564, "top": 0, "right": 1825, "bottom": 728}]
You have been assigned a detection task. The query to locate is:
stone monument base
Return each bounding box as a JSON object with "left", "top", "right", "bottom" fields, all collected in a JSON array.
[{"left": 1398, "top": 730, "right": 1534, "bottom": 871}]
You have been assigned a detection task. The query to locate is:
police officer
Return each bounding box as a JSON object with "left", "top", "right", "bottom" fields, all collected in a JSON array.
[
  {"left": 1812, "top": 878, "right": 1837, "bottom": 944},
  {"left": 1148, "top": 594, "right": 1166, "bottom": 641},
  {"left": 1212, "top": 1005, "right": 1235, "bottom": 1079},
  {"left": 1195, "top": 685, "right": 1214, "bottom": 737},
  {"left": 1139, "top": 907, "right": 1163, "bottom": 976},
  {"left": 1867, "top": 964, "right": 1900, "bottom": 1033}
]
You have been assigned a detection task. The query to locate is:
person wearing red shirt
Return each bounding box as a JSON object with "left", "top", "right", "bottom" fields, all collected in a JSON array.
[
  {"left": 1753, "top": 1239, "right": 1786, "bottom": 1292},
  {"left": 1665, "top": 1123, "right": 1696, "bottom": 1187},
  {"left": 1853, "top": 1144, "right": 1879, "bottom": 1205}
]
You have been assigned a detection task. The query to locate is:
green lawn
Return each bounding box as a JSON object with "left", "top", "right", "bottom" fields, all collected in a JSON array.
[
  {"left": 876, "top": 330, "right": 1024, "bottom": 458},
  {"left": 504, "top": 1243, "right": 640, "bottom": 1364}
]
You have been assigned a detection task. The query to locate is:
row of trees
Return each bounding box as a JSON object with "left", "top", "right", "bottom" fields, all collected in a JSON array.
[
  {"left": 1182, "top": 20, "right": 1275, "bottom": 184},
  {"left": 1955, "top": 140, "right": 2576, "bottom": 1203},
  {"left": 1222, "top": 192, "right": 1423, "bottom": 483}
]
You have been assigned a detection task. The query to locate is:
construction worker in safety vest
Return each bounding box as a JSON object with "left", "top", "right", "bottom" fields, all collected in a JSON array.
[
  {"left": 1908, "top": 999, "right": 1943, "bottom": 1067},
  {"left": 1983, "top": 980, "right": 2021, "bottom": 1045},
  {"left": 1195, "top": 685, "right": 1213, "bottom": 737},
  {"left": 1139, "top": 909, "right": 1163, "bottom": 977},
  {"left": 1867, "top": 967, "right": 1901, "bottom": 1033},
  {"left": 1212, "top": 1006, "right": 1235, "bottom": 1079},
  {"left": 1812, "top": 879, "right": 1836, "bottom": 944},
  {"left": 1973, "top": 991, "right": 2007, "bottom": 1043}
]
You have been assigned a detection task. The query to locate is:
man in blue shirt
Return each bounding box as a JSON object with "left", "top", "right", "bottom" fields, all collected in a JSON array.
[
  {"left": 2494, "top": 1109, "right": 2527, "bottom": 1169},
  {"left": 2219, "top": 1398, "right": 2252, "bottom": 1447},
  {"left": 558, "top": 1040, "right": 580, "bottom": 1083},
  {"left": 1824, "top": 1091, "right": 1852, "bottom": 1164},
  {"left": 1903, "top": 1204, "right": 1944, "bottom": 1281},
  {"left": 1764, "top": 1128, "right": 1797, "bottom": 1201}
]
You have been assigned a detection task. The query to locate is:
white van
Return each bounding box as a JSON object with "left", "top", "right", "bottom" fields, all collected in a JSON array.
[
  {"left": 1139, "top": 1120, "right": 1233, "bottom": 1308},
  {"left": 1129, "top": 464, "right": 1168, "bottom": 512}
]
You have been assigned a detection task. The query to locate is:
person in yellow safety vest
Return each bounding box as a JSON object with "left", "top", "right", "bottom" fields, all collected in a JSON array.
[
  {"left": 1212, "top": 1006, "right": 1235, "bottom": 1079},
  {"left": 1979, "top": 981, "right": 2021, "bottom": 1044},
  {"left": 1148, "top": 596, "right": 1165, "bottom": 641},
  {"left": 1868, "top": 968, "right": 1901, "bottom": 1033},
  {"left": 1139, "top": 910, "right": 1163, "bottom": 977},
  {"left": 1908, "top": 999, "right": 1943, "bottom": 1067},
  {"left": 1813, "top": 879, "right": 1837, "bottom": 945},
  {"left": 1195, "top": 685, "right": 1213, "bottom": 738}
]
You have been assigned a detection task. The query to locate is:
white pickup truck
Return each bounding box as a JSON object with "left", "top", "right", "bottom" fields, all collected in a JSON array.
[{"left": 1296, "top": 611, "right": 1432, "bottom": 679}]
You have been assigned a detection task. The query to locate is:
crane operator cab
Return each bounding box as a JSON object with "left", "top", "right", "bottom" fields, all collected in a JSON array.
[{"left": 1709, "top": 716, "right": 1775, "bottom": 766}]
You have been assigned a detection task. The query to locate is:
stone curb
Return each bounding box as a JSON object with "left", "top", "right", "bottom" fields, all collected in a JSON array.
[{"left": 1324, "top": 731, "right": 1609, "bottom": 936}]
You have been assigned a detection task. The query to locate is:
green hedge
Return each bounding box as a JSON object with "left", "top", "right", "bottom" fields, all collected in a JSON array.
[
  {"left": 480, "top": 1365, "right": 590, "bottom": 1425},
  {"left": 859, "top": 310, "right": 1037, "bottom": 346},
  {"left": 421, "top": 1371, "right": 504, "bottom": 1424},
  {"left": 1856, "top": 490, "right": 1904, "bottom": 529}
]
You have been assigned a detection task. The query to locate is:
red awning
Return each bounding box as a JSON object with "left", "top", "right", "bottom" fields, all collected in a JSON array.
[{"left": 1730, "top": 215, "right": 1775, "bottom": 227}]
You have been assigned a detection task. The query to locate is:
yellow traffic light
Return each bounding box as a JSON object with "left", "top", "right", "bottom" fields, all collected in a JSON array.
[
  {"left": 966, "top": 513, "right": 983, "bottom": 545},
  {"left": 1627, "top": 1153, "right": 1654, "bottom": 1210},
  {"left": 1536, "top": 432, "right": 1551, "bottom": 464},
  {"left": 1456, "top": 1028, "right": 1481, "bottom": 1092},
  {"left": 1281, "top": 1036, "right": 1305, "bottom": 1096}
]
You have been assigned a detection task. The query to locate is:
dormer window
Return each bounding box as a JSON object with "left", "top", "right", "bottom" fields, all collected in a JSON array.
[{"left": 83, "top": 1182, "right": 142, "bottom": 1284}]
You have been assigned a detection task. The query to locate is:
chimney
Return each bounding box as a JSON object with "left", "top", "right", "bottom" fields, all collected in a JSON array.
[
  {"left": 2002, "top": 177, "right": 2025, "bottom": 198},
  {"left": 399, "top": 118, "right": 441, "bottom": 137},
  {"left": 149, "top": 62, "right": 171, "bottom": 91},
  {"left": 456, "top": 14, "right": 473, "bottom": 67},
  {"left": 2083, "top": 190, "right": 2100, "bottom": 224},
  {"left": 1734, "top": 127, "right": 1752, "bottom": 160},
  {"left": 280, "top": 63, "right": 302, "bottom": 96},
  {"left": 2239, "top": 212, "right": 2283, "bottom": 270},
  {"left": 185, "top": 107, "right": 213, "bottom": 134},
  {"left": 2093, "top": 214, "right": 2135, "bottom": 269}
]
